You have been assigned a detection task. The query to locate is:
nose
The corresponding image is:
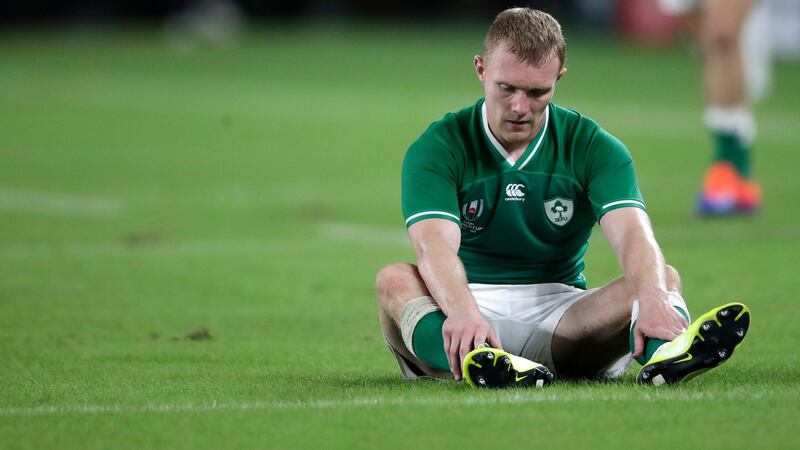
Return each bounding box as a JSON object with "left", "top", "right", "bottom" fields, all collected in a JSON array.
[{"left": 510, "top": 92, "right": 528, "bottom": 117}]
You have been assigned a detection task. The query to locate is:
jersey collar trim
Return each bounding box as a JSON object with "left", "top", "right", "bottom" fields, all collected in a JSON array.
[
  {"left": 480, "top": 101, "right": 550, "bottom": 170},
  {"left": 517, "top": 105, "right": 549, "bottom": 170},
  {"left": 480, "top": 102, "right": 514, "bottom": 167}
]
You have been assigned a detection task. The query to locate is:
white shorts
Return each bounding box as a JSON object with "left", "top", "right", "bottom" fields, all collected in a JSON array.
[
  {"left": 387, "top": 283, "right": 634, "bottom": 380},
  {"left": 470, "top": 283, "right": 592, "bottom": 374}
]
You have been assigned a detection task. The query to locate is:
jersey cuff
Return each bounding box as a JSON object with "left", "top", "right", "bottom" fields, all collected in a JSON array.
[
  {"left": 597, "top": 199, "right": 646, "bottom": 220},
  {"left": 404, "top": 210, "right": 461, "bottom": 228}
]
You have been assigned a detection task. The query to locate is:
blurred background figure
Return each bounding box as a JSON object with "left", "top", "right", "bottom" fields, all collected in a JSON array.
[
  {"left": 164, "top": 0, "right": 245, "bottom": 54},
  {"left": 659, "top": 0, "right": 769, "bottom": 216}
]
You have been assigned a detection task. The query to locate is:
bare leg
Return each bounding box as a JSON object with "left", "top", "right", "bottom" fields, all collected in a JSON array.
[
  {"left": 701, "top": 0, "right": 755, "bottom": 107},
  {"left": 551, "top": 266, "right": 682, "bottom": 377},
  {"left": 375, "top": 263, "right": 451, "bottom": 379}
]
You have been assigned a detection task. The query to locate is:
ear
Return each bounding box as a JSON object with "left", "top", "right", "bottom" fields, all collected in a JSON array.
[
  {"left": 556, "top": 67, "right": 567, "bottom": 82},
  {"left": 474, "top": 55, "right": 486, "bottom": 85}
]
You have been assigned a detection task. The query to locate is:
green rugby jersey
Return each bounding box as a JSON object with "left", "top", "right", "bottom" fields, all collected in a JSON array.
[{"left": 402, "top": 99, "right": 645, "bottom": 288}]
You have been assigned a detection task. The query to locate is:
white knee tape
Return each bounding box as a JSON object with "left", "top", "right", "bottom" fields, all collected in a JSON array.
[
  {"left": 667, "top": 291, "right": 690, "bottom": 321},
  {"left": 400, "top": 296, "right": 441, "bottom": 358},
  {"left": 629, "top": 292, "right": 691, "bottom": 328},
  {"left": 631, "top": 300, "right": 640, "bottom": 326}
]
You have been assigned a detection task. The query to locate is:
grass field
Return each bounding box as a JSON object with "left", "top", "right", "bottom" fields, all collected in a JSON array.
[{"left": 1, "top": 22, "right": 800, "bottom": 449}]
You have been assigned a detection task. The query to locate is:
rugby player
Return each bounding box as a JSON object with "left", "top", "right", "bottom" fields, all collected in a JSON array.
[{"left": 376, "top": 7, "right": 750, "bottom": 388}]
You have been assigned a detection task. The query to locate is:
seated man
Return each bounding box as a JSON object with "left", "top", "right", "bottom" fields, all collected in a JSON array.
[{"left": 375, "top": 7, "right": 750, "bottom": 388}]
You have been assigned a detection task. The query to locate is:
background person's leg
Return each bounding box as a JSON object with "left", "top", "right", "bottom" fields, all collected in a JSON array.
[
  {"left": 698, "top": 0, "right": 762, "bottom": 214},
  {"left": 701, "top": 0, "right": 754, "bottom": 109}
]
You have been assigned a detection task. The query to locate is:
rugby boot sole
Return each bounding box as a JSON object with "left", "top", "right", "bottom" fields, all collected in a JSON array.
[
  {"left": 463, "top": 347, "right": 554, "bottom": 389},
  {"left": 637, "top": 302, "right": 750, "bottom": 386}
]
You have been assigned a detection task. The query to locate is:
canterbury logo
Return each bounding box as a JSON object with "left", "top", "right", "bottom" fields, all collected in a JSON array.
[{"left": 505, "top": 184, "right": 525, "bottom": 201}]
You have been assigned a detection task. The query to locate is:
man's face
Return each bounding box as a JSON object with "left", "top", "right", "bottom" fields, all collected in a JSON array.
[{"left": 475, "top": 44, "right": 566, "bottom": 150}]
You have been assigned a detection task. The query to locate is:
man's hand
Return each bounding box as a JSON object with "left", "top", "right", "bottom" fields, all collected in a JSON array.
[
  {"left": 442, "top": 310, "right": 502, "bottom": 380},
  {"left": 632, "top": 294, "right": 689, "bottom": 359},
  {"left": 408, "top": 219, "right": 501, "bottom": 380},
  {"left": 600, "top": 208, "right": 689, "bottom": 360}
]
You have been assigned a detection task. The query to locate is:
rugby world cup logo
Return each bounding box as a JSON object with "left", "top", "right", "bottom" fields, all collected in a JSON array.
[{"left": 461, "top": 199, "right": 484, "bottom": 221}]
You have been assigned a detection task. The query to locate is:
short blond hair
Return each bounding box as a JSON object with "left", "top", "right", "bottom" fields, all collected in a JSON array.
[{"left": 483, "top": 7, "right": 566, "bottom": 68}]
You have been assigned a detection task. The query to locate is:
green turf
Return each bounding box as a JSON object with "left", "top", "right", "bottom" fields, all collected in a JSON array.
[{"left": 1, "top": 22, "right": 799, "bottom": 449}]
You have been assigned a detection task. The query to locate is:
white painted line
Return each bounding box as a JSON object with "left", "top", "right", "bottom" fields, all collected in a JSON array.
[
  {"left": 319, "top": 222, "right": 408, "bottom": 247},
  {"left": 558, "top": 99, "right": 799, "bottom": 144},
  {"left": 0, "top": 221, "right": 408, "bottom": 261},
  {"left": 0, "top": 388, "right": 788, "bottom": 416},
  {"left": 0, "top": 239, "right": 302, "bottom": 260},
  {"left": 0, "top": 188, "right": 122, "bottom": 219}
]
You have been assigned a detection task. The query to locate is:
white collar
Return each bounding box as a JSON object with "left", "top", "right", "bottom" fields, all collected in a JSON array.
[{"left": 480, "top": 101, "right": 549, "bottom": 170}]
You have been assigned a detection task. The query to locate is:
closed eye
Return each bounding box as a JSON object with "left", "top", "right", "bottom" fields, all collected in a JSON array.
[
  {"left": 498, "top": 83, "right": 515, "bottom": 93},
  {"left": 527, "top": 89, "right": 551, "bottom": 98},
  {"left": 498, "top": 83, "right": 550, "bottom": 98}
]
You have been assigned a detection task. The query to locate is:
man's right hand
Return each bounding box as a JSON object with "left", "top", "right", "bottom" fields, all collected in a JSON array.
[
  {"left": 408, "top": 218, "right": 501, "bottom": 380},
  {"left": 442, "top": 310, "right": 502, "bottom": 380}
]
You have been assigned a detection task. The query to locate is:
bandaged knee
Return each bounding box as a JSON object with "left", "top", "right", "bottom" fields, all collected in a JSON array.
[{"left": 400, "top": 296, "right": 449, "bottom": 371}]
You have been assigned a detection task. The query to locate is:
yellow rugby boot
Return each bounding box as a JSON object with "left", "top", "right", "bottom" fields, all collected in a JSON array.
[
  {"left": 637, "top": 302, "right": 750, "bottom": 386},
  {"left": 463, "top": 346, "right": 554, "bottom": 389}
]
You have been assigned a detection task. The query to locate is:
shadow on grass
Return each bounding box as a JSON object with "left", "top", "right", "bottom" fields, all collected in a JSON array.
[
  {"left": 293, "top": 363, "right": 800, "bottom": 393},
  {"left": 293, "top": 373, "right": 459, "bottom": 390},
  {"left": 288, "top": 372, "right": 636, "bottom": 394}
]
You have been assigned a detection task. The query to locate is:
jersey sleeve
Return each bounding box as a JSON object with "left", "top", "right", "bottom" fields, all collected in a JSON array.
[
  {"left": 401, "top": 122, "right": 461, "bottom": 228},
  {"left": 584, "top": 127, "right": 645, "bottom": 221}
]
